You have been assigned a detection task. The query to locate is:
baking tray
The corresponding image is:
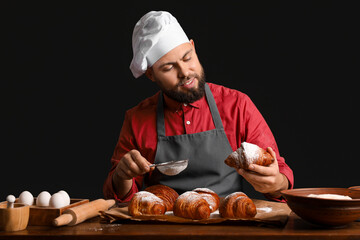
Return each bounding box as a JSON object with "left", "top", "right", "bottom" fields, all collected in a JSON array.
[{"left": 101, "top": 199, "right": 291, "bottom": 227}]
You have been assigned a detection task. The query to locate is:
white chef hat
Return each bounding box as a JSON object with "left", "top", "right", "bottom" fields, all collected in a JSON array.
[{"left": 129, "top": 11, "right": 190, "bottom": 78}]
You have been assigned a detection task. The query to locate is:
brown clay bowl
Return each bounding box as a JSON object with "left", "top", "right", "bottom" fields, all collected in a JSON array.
[{"left": 281, "top": 188, "right": 360, "bottom": 227}]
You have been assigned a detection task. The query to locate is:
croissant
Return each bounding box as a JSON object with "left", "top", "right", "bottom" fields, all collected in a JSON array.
[
  {"left": 192, "top": 188, "right": 220, "bottom": 212},
  {"left": 173, "top": 191, "right": 211, "bottom": 220},
  {"left": 219, "top": 192, "right": 257, "bottom": 218},
  {"left": 128, "top": 191, "right": 166, "bottom": 217},
  {"left": 225, "top": 142, "right": 274, "bottom": 170},
  {"left": 144, "top": 184, "right": 179, "bottom": 211}
]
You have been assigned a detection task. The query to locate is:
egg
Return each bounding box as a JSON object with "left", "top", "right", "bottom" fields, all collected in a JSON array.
[
  {"left": 18, "top": 191, "right": 34, "bottom": 205},
  {"left": 49, "top": 193, "right": 66, "bottom": 208},
  {"left": 36, "top": 191, "right": 51, "bottom": 207},
  {"left": 57, "top": 190, "right": 70, "bottom": 205}
]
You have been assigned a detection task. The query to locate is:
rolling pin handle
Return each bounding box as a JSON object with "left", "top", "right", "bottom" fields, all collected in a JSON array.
[{"left": 53, "top": 213, "right": 73, "bottom": 227}]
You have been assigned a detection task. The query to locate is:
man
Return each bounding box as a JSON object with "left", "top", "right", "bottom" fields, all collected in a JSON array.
[{"left": 103, "top": 11, "right": 293, "bottom": 202}]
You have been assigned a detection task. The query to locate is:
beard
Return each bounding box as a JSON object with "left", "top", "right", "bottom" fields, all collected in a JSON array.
[{"left": 156, "top": 68, "right": 206, "bottom": 104}]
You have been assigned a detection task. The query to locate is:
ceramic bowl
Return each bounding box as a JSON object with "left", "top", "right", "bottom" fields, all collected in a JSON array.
[
  {"left": 0, "top": 203, "right": 30, "bottom": 231},
  {"left": 281, "top": 188, "right": 360, "bottom": 227}
]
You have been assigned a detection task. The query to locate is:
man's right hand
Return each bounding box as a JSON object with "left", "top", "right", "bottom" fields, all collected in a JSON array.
[
  {"left": 114, "top": 150, "right": 151, "bottom": 180},
  {"left": 112, "top": 150, "right": 151, "bottom": 199}
]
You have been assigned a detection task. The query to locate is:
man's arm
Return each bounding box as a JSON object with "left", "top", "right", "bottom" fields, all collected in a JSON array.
[
  {"left": 111, "top": 150, "right": 151, "bottom": 199},
  {"left": 103, "top": 111, "right": 150, "bottom": 201},
  {"left": 236, "top": 94, "right": 294, "bottom": 199}
]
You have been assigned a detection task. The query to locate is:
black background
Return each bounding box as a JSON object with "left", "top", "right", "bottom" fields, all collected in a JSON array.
[{"left": 2, "top": 1, "right": 359, "bottom": 201}]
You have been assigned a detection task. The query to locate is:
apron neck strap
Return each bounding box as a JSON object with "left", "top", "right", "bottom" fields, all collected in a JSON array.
[
  {"left": 157, "top": 91, "right": 166, "bottom": 137},
  {"left": 157, "top": 83, "right": 224, "bottom": 137},
  {"left": 204, "top": 83, "right": 225, "bottom": 130}
]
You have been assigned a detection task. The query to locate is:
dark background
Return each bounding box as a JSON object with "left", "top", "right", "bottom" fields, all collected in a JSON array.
[{"left": 2, "top": 1, "right": 359, "bottom": 201}]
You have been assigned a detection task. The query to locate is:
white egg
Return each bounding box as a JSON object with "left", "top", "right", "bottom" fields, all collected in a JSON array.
[
  {"left": 49, "top": 193, "right": 66, "bottom": 208},
  {"left": 57, "top": 190, "right": 70, "bottom": 205},
  {"left": 36, "top": 191, "right": 51, "bottom": 207},
  {"left": 18, "top": 191, "right": 34, "bottom": 205}
]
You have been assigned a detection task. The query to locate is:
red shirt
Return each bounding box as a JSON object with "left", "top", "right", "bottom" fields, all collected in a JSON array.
[{"left": 103, "top": 83, "right": 294, "bottom": 202}]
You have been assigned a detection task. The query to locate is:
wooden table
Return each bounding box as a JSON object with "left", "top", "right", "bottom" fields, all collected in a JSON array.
[{"left": 1, "top": 213, "right": 359, "bottom": 240}]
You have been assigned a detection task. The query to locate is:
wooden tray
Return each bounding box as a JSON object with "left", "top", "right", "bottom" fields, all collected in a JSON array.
[{"left": 1, "top": 198, "right": 89, "bottom": 226}]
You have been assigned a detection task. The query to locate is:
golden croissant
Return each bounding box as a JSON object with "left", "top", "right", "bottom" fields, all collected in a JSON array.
[
  {"left": 225, "top": 142, "right": 274, "bottom": 170},
  {"left": 192, "top": 188, "right": 220, "bottom": 213},
  {"left": 219, "top": 192, "right": 257, "bottom": 218},
  {"left": 173, "top": 191, "right": 211, "bottom": 220},
  {"left": 128, "top": 191, "right": 166, "bottom": 217},
  {"left": 144, "top": 184, "right": 179, "bottom": 211}
]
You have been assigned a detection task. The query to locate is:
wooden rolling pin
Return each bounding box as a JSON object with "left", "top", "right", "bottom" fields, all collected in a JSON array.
[{"left": 53, "top": 199, "right": 115, "bottom": 227}]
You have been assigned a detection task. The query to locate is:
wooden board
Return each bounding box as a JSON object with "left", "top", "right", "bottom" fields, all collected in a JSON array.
[
  {"left": 101, "top": 199, "right": 291, "bottom": 227},
  {"left": 29, "top": 198, "right": 89, "bottom": 226},
  {"left": 1, "top": 198, "right": 89, "bottom": 226}
]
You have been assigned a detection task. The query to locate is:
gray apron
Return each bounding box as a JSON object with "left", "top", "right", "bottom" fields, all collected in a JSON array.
[{"left": 146, "top": 83, "right": 243, "bottom": 197}]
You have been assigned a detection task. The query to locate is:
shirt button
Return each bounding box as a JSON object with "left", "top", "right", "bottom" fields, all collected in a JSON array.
[
  {"left": 186, "top": 120, "right": 191, "bottom": 125},
  {"left": 183, "top": 103, "right": 187, "bottom": 107}
]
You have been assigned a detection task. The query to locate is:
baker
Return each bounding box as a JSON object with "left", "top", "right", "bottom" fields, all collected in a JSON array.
[{"left": 103, "top": 11, "right": 294, "bottom": 202}]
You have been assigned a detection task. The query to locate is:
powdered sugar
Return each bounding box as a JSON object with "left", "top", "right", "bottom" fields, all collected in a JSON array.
[
  {"left": 159, "top": 164, "right": 187, "bottom": 176},
  {"left": 177, "top": 191, "right": 202, "bottom": 202},
  {"left": 224, "top": 192, "right": 247, "bottom": 201},
  {"left": 193, "top": 188, "right": 216, "bottom": 194},
  {"left": 240, "top": 142, "right": 260, "bottom": 163},
  {"left": 307, "top": 194, "right": 352, "bottom": 200},
  {"left": 225, "top": 142, "right": 262, "bottom": 169},
  {"left": 193, "top": 188, "right": 217, "bottom": 211},
  {"left": 198, "top": 193, "right": 215, "bottom": 211},
  {"left": 155, "top": 160, "right": 188, "bottom": 176},
  {"left": 229, "top": 151, "right": 241, "bottom": 167},
  {"left": 257, "top": 207, "right": 272, "bottom": 213},
  {"left": 134, "top": 191, "right": 164, "bottom": 204},
  {"left": 165, "top": 210, "right": 221, "bottom": 218}
]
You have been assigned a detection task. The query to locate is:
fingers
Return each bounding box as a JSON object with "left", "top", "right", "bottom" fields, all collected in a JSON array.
[
  {"left": 115, "top": 150, "right": 151, "bottom": 180},
  {"left": 246, "top": 162, "right": 278, "bottom": 177},
  {"left": 237, "top": 168, "right": 278, "bottom": 193},
  {"left": 246, "top": 147, "right": 278, "bottom": 176},
  {"left": 266, "top": 147, "right": 278, "bottom": 165},
  {"left": 236, "top": 146, "right": 281, "bottom": 193},
  {"left": 129, "top": 150, "right": 151, "bottom": 172}
]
